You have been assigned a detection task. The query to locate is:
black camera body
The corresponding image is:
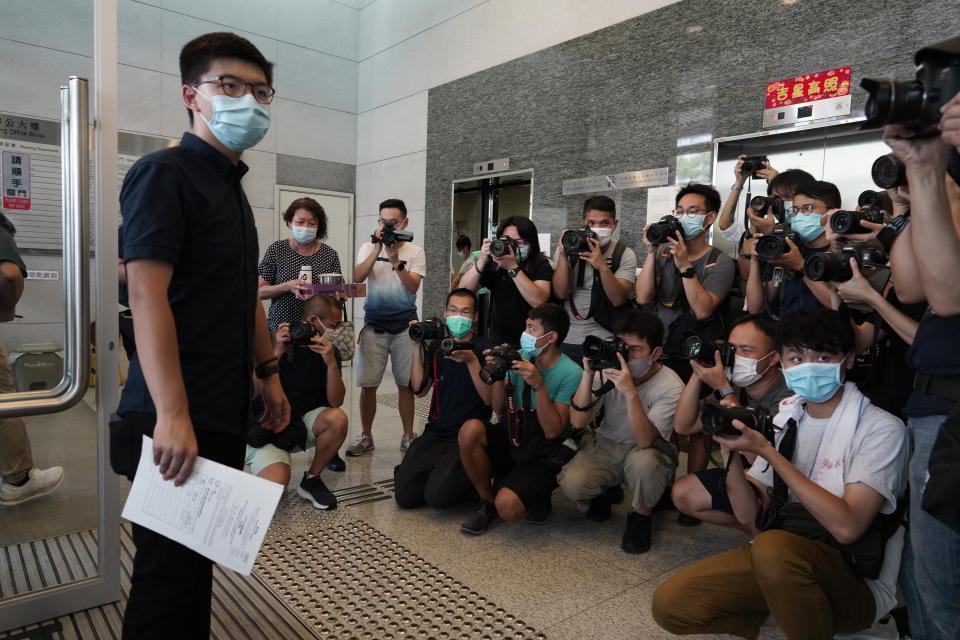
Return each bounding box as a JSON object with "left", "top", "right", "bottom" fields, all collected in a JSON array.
[
  {"left": 829, "top": 208, "right": 884, "bottom": 235},
  {"left": 375, "top": 221, "right": 414, "bottom": 246},
  {"left": 749, "top": 195, "right": 786, "bottom": 223},
  {"left": 804, "top": 243, "right": 889, "bottom": 283},
  {"left": 701, "top": 403, "right": 773, "bottom": 441},
  {"left": 479, "top": 344, "right": 522, "bottom": 384},
  {"left": 440, "top": 338, "right": 474, "bottom": 354},
  {"left": 489, "top": 236, "right": 519, "bottom": 258},
  {"left": 408, "top": 318, "right": 445, "bottom": 342},
  {"left": 740, "top": 155, "right": 769, "bottom": 178},
  {"left": 561, "top": 228, "right": 598, "bottom": 255},
  {"left": 646, "top": 215, "right": 683, "bottom": 244},
  {"left": 681, "top": 332, "right": 736, "bottom": 368},
  {"left": 582, "top": 335, "right": 629, "bottom": 371},
  {"left": 755, "top": 225, "right": 802, "bottom": 262},
  {"left": 288, "top": 320, "right": 318, "bottom": 346},
  {"left": 871, "top": 154, "right": 908, "bottom": 190},
  {"left": 861, "top": 35, "right": 960, "bottom": 137}
]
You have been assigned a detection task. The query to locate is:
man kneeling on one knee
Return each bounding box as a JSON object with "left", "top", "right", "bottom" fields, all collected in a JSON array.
[
  {"left": 558, "top": 310, "right": 683, "bottom": 554},
  {"left": 246, "top": 295, "right": 348, "bottom": 509},
  {"left": 394, "top": 288, "right": 493, "bottom": 509},
  {"left": 652, "top": 309, "right": 908, "bottom": 639}
]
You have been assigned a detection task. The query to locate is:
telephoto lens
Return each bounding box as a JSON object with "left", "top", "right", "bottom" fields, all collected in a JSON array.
[
  {"left": 489, "top": 236, "right": 519, "bottom": 258},
  {"left": 804, "top": 251, "right": 855, "bottom": 283},
  {"left": 829, "top": 208, "right": 884, "bottom": 235},
  {"left": 582, "top": 335, "right": 628, "bottom": 371},
  {"left": 408, "top": 318, "right": 445, "bottom": 342},
  {"left": 871, "top": 154, "right": 908, "bottom": 190},
  {"left": 645, "top": 215, "right": 683, "bottom": 244},
  {"left": 479, "top": 344, "right": 522, "bottom": 384},
  {"left": 740, "top": 155, "right": 769, "bottom": 178},
  {"left": 701, "top": 403, "right": 773, "bottom": 440},
  {"left": 561, "top": 228, "right": 598, "bottom": 255}
]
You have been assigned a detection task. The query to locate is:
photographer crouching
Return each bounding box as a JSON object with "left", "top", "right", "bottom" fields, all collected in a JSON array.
[
  {"left": 393, "top": 288, "right": 493, "bottom": 510},
  {"left": 246, "top": 295, "right": 349, "bottom": 509},
  {"left": 558, "top": 310, "right": 684, "bottom": 554}
]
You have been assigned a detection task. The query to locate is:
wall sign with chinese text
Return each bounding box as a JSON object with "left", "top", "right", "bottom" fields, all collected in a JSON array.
[
  {"left": 562, "top": 167, "right": 669, "bottom": 196},
  {"left": 762, "top": 66, "right": 852, "bottom": 129},
  {"left": 2, "top": 151, "right": 31, "bottom": 210}
]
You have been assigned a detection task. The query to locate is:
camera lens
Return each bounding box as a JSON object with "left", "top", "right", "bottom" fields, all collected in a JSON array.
[
  {"left": 830, "top": 210, "right": 858, "bottom": 235},
  {"left": 749, "top": 196, "right": 768, "bottom": 213},
  {"left": 858, "top": 190, "right": 882, "bottom": 208},
  {"left": 872, "top": 154, "right": 908, "bottom": 190},
  {"left": 681, "top": 334, "right": 702, "bottom": 359}
]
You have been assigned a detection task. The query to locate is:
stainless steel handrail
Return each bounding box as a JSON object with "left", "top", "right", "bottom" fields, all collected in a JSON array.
[{"left": 0, "top": 77, "right": 91, "bottom": 417}]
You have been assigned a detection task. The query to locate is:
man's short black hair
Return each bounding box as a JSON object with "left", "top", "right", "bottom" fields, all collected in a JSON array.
[
  {"left": 582, "top": 195, "right": 616, "bottom": 218},
  {"left": 794, "top": 180, "right": 842, "bottom": 210},
  {"left": 613, "top": 310, "right": 664, "bottom": 348},
  {"left": 446, "top": 287, "right": 478, "bottom": 309},
  {"left": 455, "top": 234, "right": 472, "bottom": 251},
  {"left": 528, "top": 303, "right": 570, "bottom": 345},
  {"left": 730, "top": 313, "right": 778, "bottom": 342},
  {"left": 379, "top": 198, "right": 407, "bottom": 217},
  {"left": 301, "top": 294, "right": 337, "bottom": 320},
  {"left": 775, "top": 308, "right": 854, "bottom": 355},
  {"left": 180, "top": 32, "right": 273, "bottom": 125},
  {"left": 767, "top": 169, "right": 816, "bottom": 198},
  {"left": 676, "top": 183, "right": 721, "bottom": 213}
]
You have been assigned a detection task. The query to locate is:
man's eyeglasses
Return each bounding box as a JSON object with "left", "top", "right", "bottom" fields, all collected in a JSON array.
[
  {"left": 789, "top": 204, "right": 825, "bottom": 216},
  {"left": 673, "top": 207, "right": 711, "bottom": 218},
  {"left": 194, "top": 75, "right": 275, "bottom": 105}
]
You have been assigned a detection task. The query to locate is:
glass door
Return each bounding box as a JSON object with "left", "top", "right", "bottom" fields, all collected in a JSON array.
[{"left": 0, "top": 0, "right": 120, "bottom": 630}]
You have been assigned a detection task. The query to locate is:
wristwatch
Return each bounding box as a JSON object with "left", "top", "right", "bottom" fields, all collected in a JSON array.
[
  {"left": 679, "top": 267, "right": 696, "bottom": 279},
  {"left": 506, "top": 267, "right": 519, "bottom": 278},
  {"left": 714, "top": 386, "right": 735, "bottom": 402},
  {"left": 392, "top": 262, "right": 405, "bottom": 272}
]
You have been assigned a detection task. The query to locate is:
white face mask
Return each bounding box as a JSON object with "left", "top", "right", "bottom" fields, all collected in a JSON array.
[
  {"left": 627, "top": 355, "right": 652, "bottom": 379},
  {"left": 725, "top": 352, "right": 775, "bottom": 388},
  {"left": 591, "top": 226, "right": 614, "bottom": 246}
]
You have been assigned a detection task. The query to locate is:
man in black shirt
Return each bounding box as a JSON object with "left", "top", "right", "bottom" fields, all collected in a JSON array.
[
  {"left": 394, "top": 288, "right": 492, "bottom": 509},
  {"left": 112, "top": 33, "right": 289, "bottom": 640},
  {"left": 246, "top": 295, "right": 347, "bottom": 509}
]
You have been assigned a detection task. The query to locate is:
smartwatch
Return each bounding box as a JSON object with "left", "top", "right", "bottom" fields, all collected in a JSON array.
[
  {"left": 679, "top": 267, "right": 696, "bottom": 279},
  {"left": 506, "top": 267, "right": 519, "bottom": 278},
  {"left": 714, "top": 386, "right": 735, "bottom": 402}
]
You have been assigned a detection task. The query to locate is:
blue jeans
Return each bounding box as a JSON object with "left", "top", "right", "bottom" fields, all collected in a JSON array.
[{"left": 902, "top": 415, "right": 960, "bottom": 640}]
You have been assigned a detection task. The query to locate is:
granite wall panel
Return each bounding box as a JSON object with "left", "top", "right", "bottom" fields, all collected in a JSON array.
[
  {"left": 422, "top": 0, "right": 955, "bottom": 314},
  {"left": 276, "top": 154, "right": 357, "bottom": 194}
]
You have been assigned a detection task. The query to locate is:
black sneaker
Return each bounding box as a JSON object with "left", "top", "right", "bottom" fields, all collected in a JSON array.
[
  {"left": 461, "top": 501, "right": 498, "bottom": 535},
  {"left": 676, "top": 512, "right": 702, "bottom": 527},
  {"left": 297, "top": 473, "right": 337, "bottom": 510},
  {"left": 526, "top": 499, "right": 552, "bottom": 525},
  {"left": 605, "top": 484, "right": 624, "bottom": 505},
  {"left": 587, "top": 492, "right": 612, "bottom": 522},
  {"left": 326, "top": 453, "right": 346, "bottom": 472},
  {"left": 621, "top": 512, "right": 652, "bottom": 554}
]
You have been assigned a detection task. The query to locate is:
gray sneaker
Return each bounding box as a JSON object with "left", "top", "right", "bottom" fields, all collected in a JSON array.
[
  {"left": 0, "top": 467, "right": 64, "bottom": 506},
  {"left": 400, "top": 432, "right": 418, "bottom": 454},
  {"left": 346, "top": 434, "right": 374, "bottom": 457}
]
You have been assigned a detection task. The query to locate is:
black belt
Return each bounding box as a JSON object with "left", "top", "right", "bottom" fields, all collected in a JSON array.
[{"left": 914, "top": 372, "right": 960, "bottom": 403}]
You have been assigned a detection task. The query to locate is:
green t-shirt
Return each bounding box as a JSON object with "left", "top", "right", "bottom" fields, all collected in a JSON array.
[{"left": 507, "top": 352, "right": 582, "bottom": 437}]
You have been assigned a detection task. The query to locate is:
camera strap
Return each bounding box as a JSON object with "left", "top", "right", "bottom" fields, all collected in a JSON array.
[
  {"left": 412, "top": 342, "right": 432, "bottom": 396},
  {"left": 568, "top": 257, "right": 589, "bottom": 320},
  {"left": 569, "top": 379, "right": 616, "bottom": 413},
  {"left": 503, "top": 380, "right": 533, "bottom": 447}
]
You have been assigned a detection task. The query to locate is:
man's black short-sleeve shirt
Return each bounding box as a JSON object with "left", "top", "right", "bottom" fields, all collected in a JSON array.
[
  {"left": 117, "top": 133, "right": 259, "bottom": 434},
  {"left": 423, "top": 336, "right": 494, "bottom": 441}
]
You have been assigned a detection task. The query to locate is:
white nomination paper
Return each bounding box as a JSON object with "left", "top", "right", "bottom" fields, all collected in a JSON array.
[{"left": 121, "top": 436, "right": 283, "bottom": 575}]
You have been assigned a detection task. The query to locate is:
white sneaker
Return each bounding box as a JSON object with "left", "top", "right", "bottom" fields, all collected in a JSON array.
[
  {"left": 0, "top": 467, "right": 65, "bottom": 506},
  {"left": 400, "top": 432, "right": 418, "bottom": 454}
]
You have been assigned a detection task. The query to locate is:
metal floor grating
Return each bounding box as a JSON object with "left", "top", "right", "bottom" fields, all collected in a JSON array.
[
  {"left": 332, "top": 478, "right": 396, "bottom": 507},
  {"left": 376, "top": 392, "right": 432, "bottom": 421},
  {"left": 257, "top": 497, "right": 547, "bottom": 639}
]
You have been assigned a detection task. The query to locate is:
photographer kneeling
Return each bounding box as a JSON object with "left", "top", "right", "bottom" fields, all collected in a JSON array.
[
  {"left": 246, "top": 295, "right": 348, "bottom": 509},
  {"left": 652, "top": 308, "right": 908, "bottom": 639},
  {"left": 558, "top": 310, "right": 684, "bottom": 554},
  {"left": 394, "top": 288, "right": 493, "bottom": 510},
  {"left": 458, "top": 303, "right": 581, "bottom": 534},
  {"left": 671, "top": 314, "right": 792, "bottom": 529}
]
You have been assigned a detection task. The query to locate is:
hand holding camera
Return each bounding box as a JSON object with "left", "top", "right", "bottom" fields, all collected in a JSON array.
[
  {"left": 560, "top": 228, "right": 599, "bottom": 257},
  {"left": 308, "top": 336, "right": 337, "bottom": 366},
  {"left": 832, "top": 258, "right": 883, "bottom": 307},
  {"left": 689, "top": 350, "right": 732, "bottom": 392},
  {"left": 510, "top": 358, "right": 544, "bottom": 389},
  {"left": 701, "top": 404, "right": 774, "bottom": 451},
  {"left": 479, "top": 344, "right": 522, "bottom": 384},
  {"left": 753, "top": 229, "right": 804, "bottom": 270},
  {"left": 599, "top": 352, "right": 638, "bottom": 397},
  {"left": 489, "top": 236, "right": 519, "bottom": 270},
  {"left": 645, "top": 216, "right": 682, "bottom": 246},
  {"left": 940, "top": 91, "right": 960, "bottom": 150}
]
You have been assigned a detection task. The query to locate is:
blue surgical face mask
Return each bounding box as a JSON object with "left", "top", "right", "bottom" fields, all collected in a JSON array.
[
  {"left": 445, "top": 315, "right": 473, "bottom": 339},
  {"left": 197, "top": 92, "right": 271, "bottom": 151},
  {"left": 680, "top": 214, "right": 706, "bottom": 240},
  {"left": 520, "top": 330, "right": 551, "bottom": 358},
  {"left": 790, "top": 213, "right": 825, "bottom": 243},
  {"left": 291, "top": 225, "right": 317, "bottom": 244},
  {"left": 783, "top": 362, "right": 843, "bottom": 403}
]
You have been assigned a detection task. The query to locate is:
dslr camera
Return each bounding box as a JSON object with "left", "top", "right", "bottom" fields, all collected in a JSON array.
[
  {"left": 561, "top": 228, "right": 598, "bottom": 255},
  {"left": 871, "top": 154, "right": 908, "bottom": 190},
  {"left": 740, "top": 155, "right": 769, "bottom": 178},
  {"left": 829, "top": 208, "right": 884, "bottom": 235},
  {"left": 582, "top": 335, "right": 629, "bottom": 371},
  {"left": 681, "top": 332, "right": 736, "bottom": 368},
  {"left": 861, "top": 35, "right": 960, "bottom": 137},
  {"left": 288, "top": 320, "right": 318, "bottom": 346},
  {"left": 857, "top": 190, "right": 885, "bottom": 209},
  {"left": 646, "top": 215, "right": 683, "bottom": 244},
  {"left": 375, "top": 220, "right": 414, "bottom": 246},
  {"left": 440, "top": 338, "right": 473, "bottom": 354},
  {"left": 755, "top": 224, "right": 803, "bottom": 262},
  {"left": 479, "top": 344, "right": 522, "bottom": 384},
  {"left": 749, "top": 195, "right": 786, "bottom": 223},
  {"left": 489, "top": 236, "right": 519, "bottom": 258},
  {"left": 408, "top": 318, "right": 445, "bottom": 342},
  {"left": 803, "top": 243, "right": 889, "bottom": 283},
  {"left": 701, "top": 402, "right": 774, "bottom": 441}
]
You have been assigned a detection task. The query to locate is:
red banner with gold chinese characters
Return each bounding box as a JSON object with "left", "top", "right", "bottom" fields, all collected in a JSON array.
[{"left": 765, "top": 67, "right": 852, "bottom": 109}]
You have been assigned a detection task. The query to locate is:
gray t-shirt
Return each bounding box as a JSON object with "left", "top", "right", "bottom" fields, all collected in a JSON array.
[
  {"left": 654, "top": 245, "right": 735, "bottom": 330},
  {"left": 595, "top": 364, "right": 684, "bottom": 445},
  {"left": 743, "top": 372, "right": 792, "bottom": 417},
  {"left": 554, "top": 239, "right": 637, "bottom": 345}
]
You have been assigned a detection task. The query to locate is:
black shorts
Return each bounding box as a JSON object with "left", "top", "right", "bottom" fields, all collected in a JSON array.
[
  {"left": 484, "top": 422, "right": 558, "bottom": 510},
  {"left": 693, "top": 468, "right": 733, "bottom": 515}
]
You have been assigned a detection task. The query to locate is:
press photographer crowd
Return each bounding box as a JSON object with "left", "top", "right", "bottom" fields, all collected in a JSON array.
[{"left": 258, "top": 39, "right": 960, "bottom": 640}]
